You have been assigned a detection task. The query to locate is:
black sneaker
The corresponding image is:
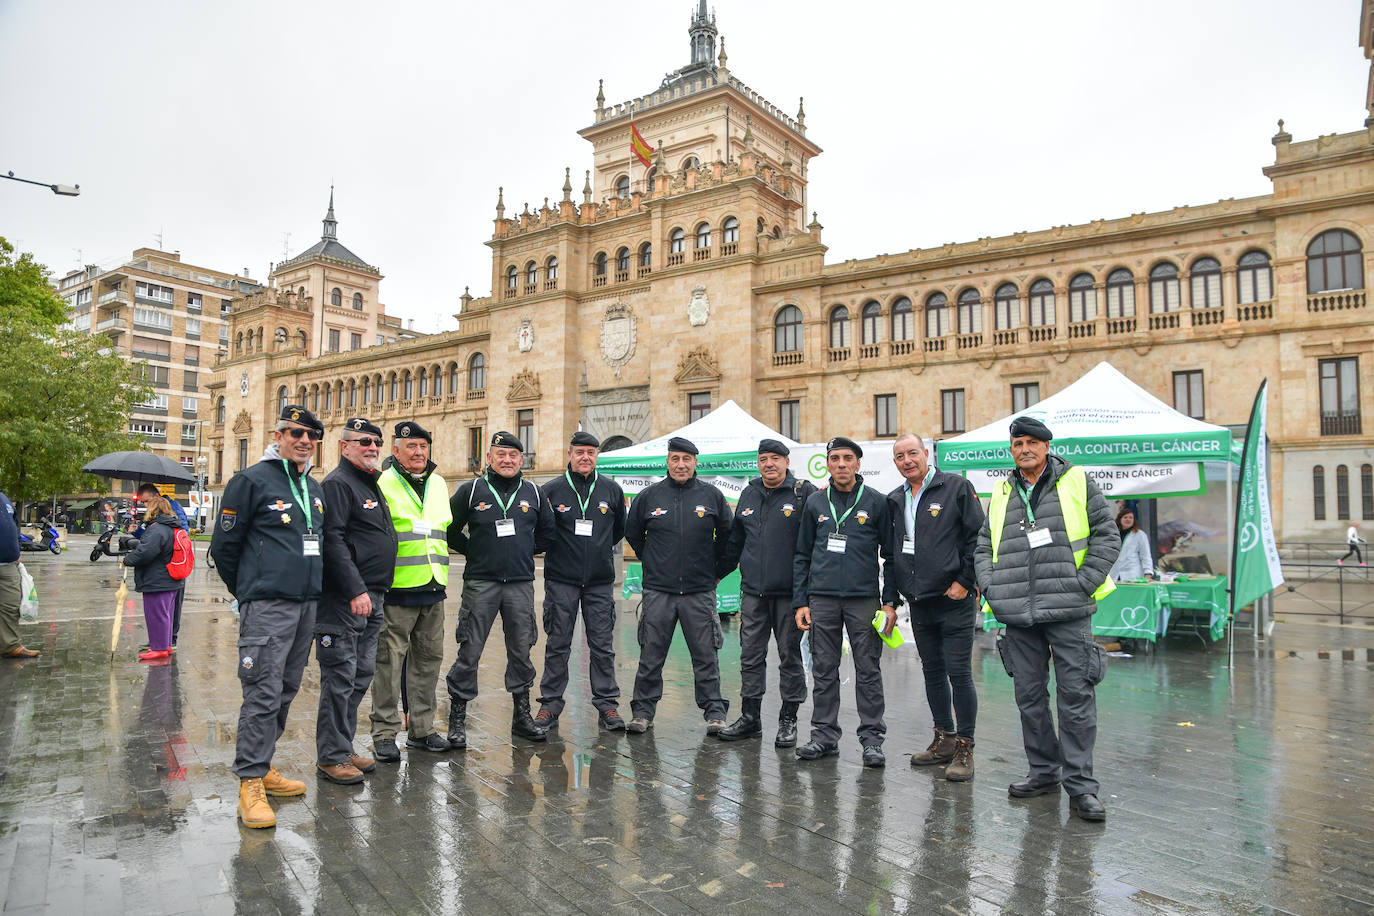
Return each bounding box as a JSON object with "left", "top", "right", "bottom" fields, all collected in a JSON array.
[
  {"left": 407, "top": 733, "right": 451, "bottom": 753},
  {"left": 373, "top": 738, "right": 401, "bottom": 763},
  {"left": 861, "top": 745, "right": 886, "bottom": 768},
  {"left": 795, "top": 741, "right": 839, "bottom": 760},
  {"left": 598, "top": 708, "right": 626, "bottom": 730}
]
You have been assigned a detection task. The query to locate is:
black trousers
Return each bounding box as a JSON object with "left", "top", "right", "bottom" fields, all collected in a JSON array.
[
  {"left": 314, "top": 591, "right": 385, "bottom": 764},
  {"left": 738, "top": 593, "right": 806, "bottom": 707},
  {"left": 1341, "top": 544, "right": 1364, "bottom": 563},
  {"left": 807, "top": 595, "right": 885, "bottom": 748},
  {"left": 631, "top": 589, "right": 727, "bottom": 721},
  {"left": 538, "top": 580, "right": 620, "bottom": 715},
  {"left": 907, "top": 593, "right": 978, "bottom": 742},
  {"left": 445, "top": 580, "right": 537, "bottom": 701}
]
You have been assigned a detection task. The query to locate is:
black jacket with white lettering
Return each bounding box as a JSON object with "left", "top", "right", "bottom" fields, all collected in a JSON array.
[
  {"left": 319, "top": 458, "right": 398, "bottom": 628},
  {"left": 882, "top": 469, "right": 984, "bottom": 606},
  {"left": 792, "top": 480, "right": 893, "bottom": 608},
  {"left": 541, "top": 467, "right": 627, "bottom": 587},
  {"left": 448, "top": 469, "right": 554, "bottom": 583},
  {"left": 625, "top": 475, "right": 732, "bottom": 595},
  {"left": 718, "top": 473, "right": 818, "bottom": 597}
]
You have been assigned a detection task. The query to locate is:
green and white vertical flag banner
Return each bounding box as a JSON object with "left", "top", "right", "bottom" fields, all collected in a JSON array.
[{"left": 1230, "top": 379, "right": 1284, "bottom": 617}]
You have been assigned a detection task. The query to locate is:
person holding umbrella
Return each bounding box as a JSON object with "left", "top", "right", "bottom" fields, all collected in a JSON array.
[
  {"left": 210, "top": 404, "right": 327, "bottom": 830},
  {"left": 121, "top": 495, "right": 184, "bottom": 662}
]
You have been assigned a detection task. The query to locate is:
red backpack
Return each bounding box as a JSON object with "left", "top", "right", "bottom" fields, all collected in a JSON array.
[{"left": 166, "top": 527, "right": 195, "bottom": 580}]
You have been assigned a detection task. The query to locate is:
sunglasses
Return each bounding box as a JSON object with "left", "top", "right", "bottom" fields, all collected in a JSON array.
[
  {"left": 283, "top": 427, "right": 324, "bottom": 441},
  {"left": 345, "top": 436, "right": 383, "bottom": 448}
]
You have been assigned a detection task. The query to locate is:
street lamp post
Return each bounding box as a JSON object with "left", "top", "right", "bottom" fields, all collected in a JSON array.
[{"left": 3, "top": 170, "right": 80, "bottom": 196}]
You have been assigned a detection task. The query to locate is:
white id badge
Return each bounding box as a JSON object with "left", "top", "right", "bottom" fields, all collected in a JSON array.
[
  {"left": 411, "top": 526, "right": 430, "bottom": 540},
  {"left": 902, "top": 536, "right": 915, "bottom": 555},
  {"left": 302, "top": 534, "right": 322, "bottom": 557},
  {"left": 574, "top": 519, "right": 594, "bottom": 537},
  {"left": 1026, "top": 527, "right": 1052, "bottom": 549},
  {"left": 495, "top": 518, "right": 516, "bottom": 538},
  {"left": 827, "top": 534, "right": 847, "bottom": 554}
]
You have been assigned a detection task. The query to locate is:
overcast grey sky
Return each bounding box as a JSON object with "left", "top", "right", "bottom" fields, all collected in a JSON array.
[{"left": 2, "top": 0, "right": 1367, "bottom": 331}]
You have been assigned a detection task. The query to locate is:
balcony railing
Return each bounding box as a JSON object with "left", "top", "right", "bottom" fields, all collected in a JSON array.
[
  {"left": 503, "top": 287, "right": 517, "bottom": 299},
  {"left": 924, "top": 338, "right": 946, "bottom": 352},
  {"left": 1068, "top": 321, "right": 1096, "bottom": 339},
  {"left": 523, "top": 284, "right": 537, "bottom": 295},
  {"left": 956, "top": 333, "right": 983, "bottom": 350},
  {"left": 992, "top": 329, "right": 1019, "bottom": 346},
  {"left": 720, "top": 242, "right": 738, "bottom": 256},
  {"left": 467, "top": 388, "right": 486, "bottom": 401},
  {"left": 1307, "top": 290, "right": 1365, "bottom": 312},
  {"left": 1029, "top": 325, "right": 1057, "bottom": 342},
  {"left": 666, "top": 252, "right": 685, "bottom": 267},
  {"left": 858, "top": 343, "right": 881, "bottom": 359},
  {"left": 637, "top": 266, "right": 652, "bottom": 278},
  {"left": 826, "top": 346, "right": 850, "bottom": 362},
  {"left": 693, "top": 248, "right": 711, "bottom": 261},
  {"left": 521, "top": 452, "right": 536, "bottom": 471},
  {"left": 771, "top": 351, "right": 804, "bottom": 367},
  {"left": 614, "top": 270, "right": 629, "bottom": 283},
  {"left": 593, "top": 275, "right": 607, "bottom": 287},
  {"left": 1321, "top": 414, "right": 1362, "bottom": 436},
  {"left": 544, "top": 279, "right": 558, "bottom": 291},
  {"left": 891, "top": 339, "right": 916, "bottom": 355},
  {"left": 1106, "top": 317, "right": 1137, "bottom": 334},
  {"left": 98, "top": 289, "right": 128, "bottom": 306},
  {"left": 1238, "top": 302, "right": 1272, "bottom": 321},
  {"left": 1148, "top": 312, "right": 1180, "bottom": 330},
  {"left": 1190, "top": 307, "right": 1224, "bottom": 327},
  {"left": 96, "top": 317, "right": 125, "bottom": 332}
]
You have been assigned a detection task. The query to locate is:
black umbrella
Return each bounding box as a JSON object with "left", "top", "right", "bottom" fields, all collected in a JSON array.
[{"left": 81, "top": 450, "right": 195, "bottom": 485}]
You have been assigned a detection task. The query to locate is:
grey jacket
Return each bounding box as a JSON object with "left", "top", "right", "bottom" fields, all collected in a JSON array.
[{"left": 974, "top": 455, "right": 1119, "bottom": 627}]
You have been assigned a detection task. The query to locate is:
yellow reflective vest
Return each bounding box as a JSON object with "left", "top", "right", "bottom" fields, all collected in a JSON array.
[
  {"left": 377, "top": 465, "right": 452, "bottom": 589},
  {"left": 986, "top": 465, "right": 1116, "bottom": 601}
]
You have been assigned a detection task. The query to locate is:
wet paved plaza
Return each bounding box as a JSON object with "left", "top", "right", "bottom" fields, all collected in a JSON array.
[{"left": 1, "top": 542, "right": 1372, "bottom": 915}]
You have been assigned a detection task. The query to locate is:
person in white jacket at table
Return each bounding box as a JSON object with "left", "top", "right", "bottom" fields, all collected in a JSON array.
[{"left": 1109, "top": 506, "right": 1154, "bottom": 581}]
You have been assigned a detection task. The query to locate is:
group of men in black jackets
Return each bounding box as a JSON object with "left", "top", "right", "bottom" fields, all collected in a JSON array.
[{"left": 213, "top": 403, "right": 1115, "bottom": 829}]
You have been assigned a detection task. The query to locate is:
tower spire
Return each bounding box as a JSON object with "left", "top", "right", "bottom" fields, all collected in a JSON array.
[
  {"left": 321, "top": 186, "right": 337, "bottom": 241},
  {"left": 688, "top": 0, "right": 717, "bottom": 68}
]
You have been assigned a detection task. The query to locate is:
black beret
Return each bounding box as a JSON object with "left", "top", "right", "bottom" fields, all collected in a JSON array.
[
  {"left": 667, "top": 436, "right": 699, "bottom": 455},
  {"left": 280, "top": 404, "right": 323, "bottom": 433},
  {"left": 343, "top": 417, "right": 382, "bottom": 437},
  {"left": 570, "top": 431, "right": 601, "bottom": 448},
  {"left": 1009, "top": 416, "right": 1053, "bottom": 442},
  {"left": 825, "top": 436, "right": 863, "bottom": 458},
  {"left": 757, "top": 438, "right": 790, "bottom": 457},
  {"left": 490, "top": 430, "right": 524, "bottom": 452},
  {"left": 394, "top": 421, "right": 432, "bottom": 443}
]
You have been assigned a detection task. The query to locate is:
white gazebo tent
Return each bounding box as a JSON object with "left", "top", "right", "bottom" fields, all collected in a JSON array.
[{"left": 594, "top": 399, "right": 800, "bottom": 479}]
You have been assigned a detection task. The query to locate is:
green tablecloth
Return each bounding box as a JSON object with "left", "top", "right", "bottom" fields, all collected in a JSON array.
[
  {"left": 1161, "top": 575, "right": 1229, "bottom": 641},
  {"left": 622, "top": 562, "right": 742, "bottom": 614},
  {"left": 980, "top": 576, "right": 1230, "bottom": 642}
]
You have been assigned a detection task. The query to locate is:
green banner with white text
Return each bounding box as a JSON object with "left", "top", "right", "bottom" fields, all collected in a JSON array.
[{"left": 1230, "top": 380, "right": 1284, "bottom": 616}]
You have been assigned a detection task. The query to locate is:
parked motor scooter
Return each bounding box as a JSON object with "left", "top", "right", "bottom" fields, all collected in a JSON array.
[{"left": 19, "top": 519, "right": 63, "bottom": 555}]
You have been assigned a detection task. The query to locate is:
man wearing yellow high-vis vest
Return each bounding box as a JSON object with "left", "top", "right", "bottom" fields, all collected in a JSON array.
[
  {"left": 974, "top": 417, "right": 1119, "bottom": 823},
  {"left": 369, "top": 421, "right": 453, "bottom": 762}
]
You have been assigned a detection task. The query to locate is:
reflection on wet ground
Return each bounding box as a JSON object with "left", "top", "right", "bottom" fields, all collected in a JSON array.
[{"left": 1, "top": 542, "right": 1371, "bottom": 914}]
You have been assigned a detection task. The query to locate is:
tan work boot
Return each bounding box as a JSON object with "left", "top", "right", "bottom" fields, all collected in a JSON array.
[
  {"left": 238, "top": 778, "right": 276, "bottom": 829},
  {"left": 944, "top": 738, "right": 974, "bottom": 782},
  {"left": 910, "top": 727, "right": 958, "bottom": 766},
  {"left": 262, "top": 766, "right": 306, "bottom": 797},
  {"left": 348, "top": 753, "right": 376, "bottom": 774}
]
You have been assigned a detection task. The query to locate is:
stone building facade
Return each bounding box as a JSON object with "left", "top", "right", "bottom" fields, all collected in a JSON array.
[{"left": 206, "top": 2, "right": 1374, "bottom": 542}]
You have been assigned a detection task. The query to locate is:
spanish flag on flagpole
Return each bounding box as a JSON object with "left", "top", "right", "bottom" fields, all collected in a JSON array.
[{"left": 630, "top": 120, "right": 653, "bottom": 169}]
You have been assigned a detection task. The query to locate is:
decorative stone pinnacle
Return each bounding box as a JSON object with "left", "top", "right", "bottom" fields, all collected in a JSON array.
[
  {"left": 1272, "top": 118, "right": 1292, "bottom": 146},
  {"left": 596, "top": 79, "right": 605, "bottom": 108},
  {"left": 655, "top": 139, "right": 666, "bottom": 170},
  {"left": 797, "top": 96, "right": 806, "bottom": 127},
  {"left": 781, "top": 139, "right": 792, "bottom": 169},
  {"left": 495, "top": 186, "right": 505, "bottom": 218},
  {"left": 718, "top": 37, "right": 727, "bottom": 69},
  {"left": 562, "top": 167, "right": 572, "bottom": 202},
  {"left": 583, "top": 170, "right": 592, "bottom": 205},
  {"left": 743, "top": 114, "right": 754, "bottom": 146}
]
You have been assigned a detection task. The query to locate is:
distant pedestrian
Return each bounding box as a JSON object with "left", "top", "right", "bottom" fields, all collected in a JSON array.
[
  {"left": 1339, "top": 522, "right": 1366, "bottom": 566},
  {"left": 210, "top": 404, "right": 326, "bottom": 830},
  {"left": 121, "top": 496, "right": 185, "bottom": 662},
  {"left": 0, "top": 490, "right": 39, "bottom": 659}
]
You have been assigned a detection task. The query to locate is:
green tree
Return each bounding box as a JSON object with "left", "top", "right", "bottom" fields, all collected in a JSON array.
[{"left": 0, "top": 238, "right": 151, "bottom": 503}]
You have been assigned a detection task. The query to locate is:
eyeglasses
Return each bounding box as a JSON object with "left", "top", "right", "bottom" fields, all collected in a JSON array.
[
  {"left": 282, "top": 427, "right": 323, "bottom": 441},
  {"left": 344, "top": 436, "right": 382, "bottom": 447}
]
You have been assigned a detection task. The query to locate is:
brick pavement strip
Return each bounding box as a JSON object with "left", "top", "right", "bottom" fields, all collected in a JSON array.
[{"left": 1, "top": 549, "right": 1373, "bottom": 914}]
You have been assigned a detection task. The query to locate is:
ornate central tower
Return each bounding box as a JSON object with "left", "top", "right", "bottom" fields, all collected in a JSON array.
[{"left": 688, "top": 1, "right": 716, "bottom": 71}]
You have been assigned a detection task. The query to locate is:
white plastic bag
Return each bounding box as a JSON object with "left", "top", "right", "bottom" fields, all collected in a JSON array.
[{"left": 18, "top": 563, "right": 38, "bottom": 621}]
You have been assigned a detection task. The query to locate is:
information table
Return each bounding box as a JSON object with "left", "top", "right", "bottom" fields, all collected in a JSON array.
[
  {"left": 1160, "top": 575, "right": 1229, "bottom": 642},
  {"left": 622, "top": 561, "right": 743, "bottom": 615},
  {"left": 979, "top": 575, "right": 1230, "bottom": 643}
]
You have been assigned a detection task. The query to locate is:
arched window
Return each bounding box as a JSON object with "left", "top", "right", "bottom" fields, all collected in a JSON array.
[
  {"left": 926, "top": 292, "right": 949, "bottom": 338},
  {"left": 1190, "top": 257, "right": 1222, "bottom": 309},
  {"left": 616, "top": 247, "right": 630, "bottom": 273},
  {"left": 994, "top": 283, "right": 1020, "bottom": 330},
  {"left": 215, "top": 397, "right": 225, "bottom": 423},
  {"left": 861, "top": 301, "right": 882, "bottom": 344},
  {"left": 1028, "top": 279, "right": 1055, "bottom": 326},
  {"left": 296, "top": 329, "right": 307, "bottom": 350},
  {"left": 418, "top": 368, "right": 427, "bottom": 399},
  {"left": 957, "top": 288, "right": 982, "bottom": 334},
  {"left": 695, "top": 222, "right": 712, "bottom": 250},
  {"left": 389, "top": 372, "right": 398, "bottom": 402},
  {"left": 525, "top": 261, "right": 537, "bottom": 287},
  {"left": 722, "top": 217, "right": 739, "bottom": 244},
  {"left": 403, "top": 370, "right": 413, "bottom": 400},
  {"left": 593, "top": 252, "right": 608, "bottom": 276},
  {"left": 645, "top": 167, "right": 657, "bottom": 187},
  {"left": 772, "top": 225, "right": 781, "bottom": 239},
  {"left": 360, "top": 377, "right": 369, "bottom": 405},
  {"left": 1106, "top": 269, "right": 1135, "bottom": 317},
  {"left": 310, "top": 384, "right": 320, "bottom": 412},
  {"left": 347, "top": 379, "right": 357, "bottom": 408},
  {"left": 448, "top": 362, "right": 460, "bottom": 395},
  {"left": 1149, "top": 263, "right": 1181, "bottom": 313},
  {"left": 669, "top": 228, "right": 685, "bottom": 254},
  {"left": 331, "top": 288, "right": 342, "bottom": 307},
  {"left": 506, "top": 265, "right": 518, "bottom": 289},
  {"left": 468, "top": 352, "right": 486, "bottom": 392},
  {"left": 1069, "top": 273, "right": 1097, "bottom": 323},
  {"left": 246, "top": 329, "right": 255, "bottom": 352},
  {"left": 352, "top": 292, "right": 363, "bottom": 311},
  {"left": 322, "top": 383, "right": 332, "bottom": 411},
  {"left": 297, "top": 286, "right": 306, "bottom": 299},
  {"left": 1337, "top": 465, "right": 1351, "bottom": 520},
  {"left": 234, "top": 331, "right": 243, "bottom": 353},
  {"left": 681, "top": 156, "right": 700, "bottom": 177},
  {"left": 373, "top": 375, "right": 383, "bottom": 403},
  {"left": 1307, "top": 229, "right": 1363, "bottom": 292},
  {"left": 829, "top": 306, "right": 851, "bottom": 349},
  {"left": 1313, "top": 465, "right": 1326, "bottom": 520},
  {"left": 774, "top": 305, "right": 803, "bottom": 353},
  {"left": 757, "top": 217, "right": 766, "bottom": 234},
  {"left": 1362, "top": 464, "right": 1373, "bottom": 520},
  {"left": 615, "top": 175, "right": 630, "bottom": 198},
  {"left": 891, "top": 297, "right": 914, "bottom": 341},
  {"left": 639, "top": 242, "right": 652, "bottom": 268},
  {"left": 1237, "top": 251, "right": 1272, "bottom": 304},
  {"left": 545, "top": 256, "right": 558, "bottom": 281}
]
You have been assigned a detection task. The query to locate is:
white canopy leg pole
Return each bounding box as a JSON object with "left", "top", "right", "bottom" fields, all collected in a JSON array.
[{"left": 1227, "top": 466, "right": 1235, "bottom": 671}]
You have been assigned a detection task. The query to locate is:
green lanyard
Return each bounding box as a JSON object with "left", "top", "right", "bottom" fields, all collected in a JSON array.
[
  {"left": 826, "top": 482, "right": 866, "bottom": 532},
  {"left": 1015, "top": 478, "right": 1036, "bottom": 527},
  {"left": 390, "top": 466, "right": 426, "bottom": 515},
  {"left": 281, "top": 460, "right": 313, "bottom": 533},
  {"left": 485, "top": 476, "right": 520, "bottom": 518},
  {"left": 564, "top": 471, "right": 596, "bottom": 518}
]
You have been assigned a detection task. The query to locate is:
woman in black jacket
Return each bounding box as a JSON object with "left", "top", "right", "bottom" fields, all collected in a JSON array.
[{"left": 122, "top": 496, "right": 184, "bottom": 661}]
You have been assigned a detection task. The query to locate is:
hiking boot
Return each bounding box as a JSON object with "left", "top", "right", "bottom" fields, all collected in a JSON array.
[
  {"left": 348, "top": 753, "right": 376, "bottom": 774},
  {"left": 408, "top": 733, "right": 451, "bottom": 752},
  {"left": 598, "top": 708, "right": 626, "bottom": 730},
  {"left": 717, "top": 698, "right": 762, "bottom": 741},
  {"left": 317, "top": 762, "right": 365, "bottom": 785},
  {"left": 910, "top": 727, "right": 958, "bottom": 767},
  {"left": 775, "top": 702, "right": 799, "bottom": 748},
  {"left": 862, "top": 745, "right": 886, "bottom": 768},
  {"left": 511, "top": 692, "right": 548, "bottom": 741},
  {"left": 626, "top": 716, "right": 652, "bottom": 734},
  {"left": 237, "top": 778, "right": 275, "bottom": 829},
  {"left": 447, "top": 701, "right": 467, "bottom": 749},
  {"left": 262, "top": 766, "right": 306, "bottom": 797},
  {"left": 534, "top": 708, "right": 559, "bottom": 731},
  {"left": 373, "top": 738, "right": 400, "bottom": 763},
  {"left": 943, "top": 738, "right": 974, "bottom": 782},
  {"left": 705, "top": 717, "right": 728, "bottom": 735}
]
